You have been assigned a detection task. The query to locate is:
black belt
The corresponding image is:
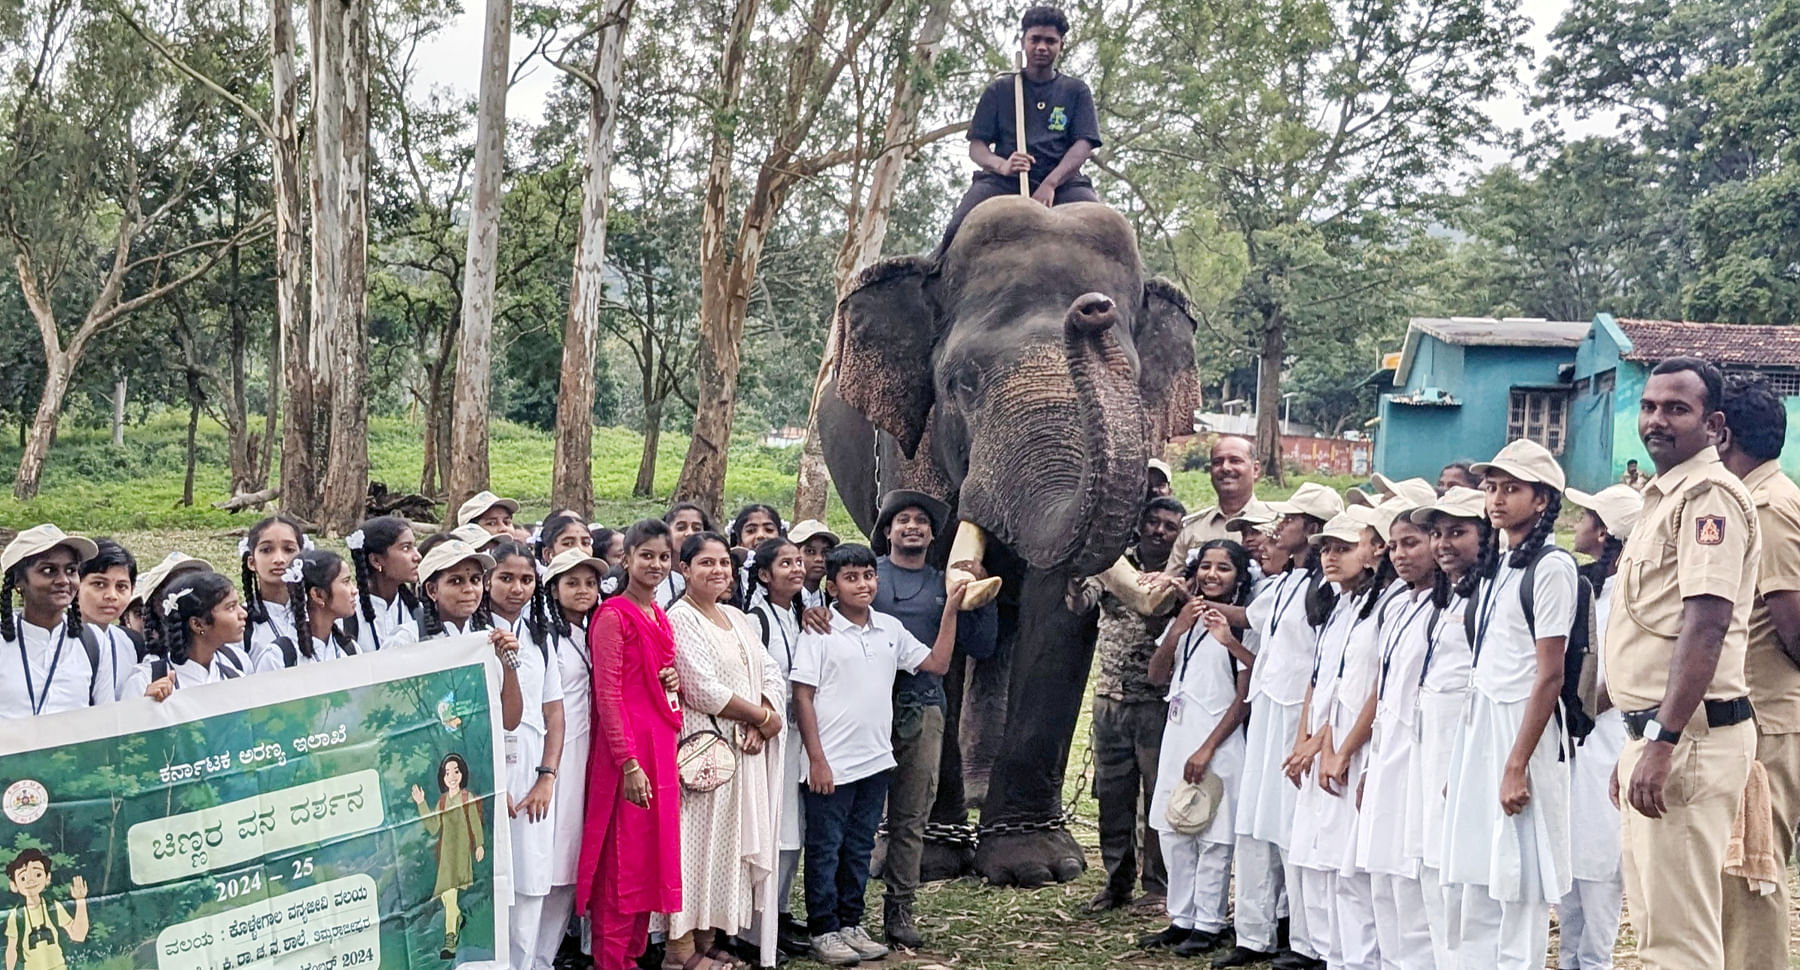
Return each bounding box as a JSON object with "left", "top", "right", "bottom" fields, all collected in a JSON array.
[{"left": 1622, "top": 697, "right": 1753, "bottom": 741}]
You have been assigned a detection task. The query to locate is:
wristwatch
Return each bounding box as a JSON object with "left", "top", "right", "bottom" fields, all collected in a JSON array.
[
  {"left": 1643, "top": 718, "right": 1681, "bottom": 745},
  {"left": 536, "top": 766, "right": 557, "bottom": 777}
]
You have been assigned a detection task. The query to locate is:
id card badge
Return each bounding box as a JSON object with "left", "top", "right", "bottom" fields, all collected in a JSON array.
[
  {"left": 505, "top": 733, "right": 521, "bottom": 767},
  {"left": 1168, "top": 698, "right": 1184, "bottom": 724}
]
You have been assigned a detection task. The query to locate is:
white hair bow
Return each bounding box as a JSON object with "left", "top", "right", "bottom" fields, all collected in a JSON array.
[
  {"left": 282, "top": 561, "right": 304, "bottom": 585},
  {"left": 162, "top": 587, "right": 193, "bottom": 616},
  {"left": 345, "top": 529, "right": 366, "bottom": 551}
]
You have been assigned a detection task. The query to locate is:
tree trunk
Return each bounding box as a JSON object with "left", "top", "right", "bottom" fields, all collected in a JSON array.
[
  {"left": 15, "top": 353, "right": 73, "bottom": 500},
  {"left": 1255, "top": 314, "right": 1287, "bottom": 486},
  {"left": 182, "top": 371, "right": 202, "bottom": 507},
  {"left": 317, "top": 0, "right": 372, "bottom": 534},
  {"left": 111, "top": 376, "right": 126, "bottom": 447},
  {"left": 264, "top": 0, "right": 297, "bottom": 495},
  {"left": 634, "top": 398, "right": 662, "bottom": 498},
  {"left": 446, "top": 0, "right": 511, "bottom": 523},
  {"left": 793, "top": 0, "right": 951, "bottom": 520},
  {"left": 225, "top": 193, "right": 257, "bottom": 495},
  {"left": 551, "top": 0, "right": 633, "bottom": 516},
  {"left": 672, "top": 0, "right": 762, "bottom": 519}
]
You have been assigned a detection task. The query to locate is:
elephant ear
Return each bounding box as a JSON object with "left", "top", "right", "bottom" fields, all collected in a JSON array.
[
  {"left": 834, "top": 255, "right": 938, "bottom": 457},
  {"left": 1136, "top": 277, "right": 1201, "bottom": 447}
]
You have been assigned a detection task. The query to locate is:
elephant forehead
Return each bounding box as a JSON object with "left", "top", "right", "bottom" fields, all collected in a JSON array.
[{"left": 945, "top": 202, "right": 1143, "bottom": 304}]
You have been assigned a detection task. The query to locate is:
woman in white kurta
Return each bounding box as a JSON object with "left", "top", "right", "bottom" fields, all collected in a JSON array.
[
  {"left": 663, "top": 534, "right": 786, "bottom": 969},
  {"left": 1405, "top": 486, "right": 1486, "bottom": 966},
  {"left": 744, "top": 538, "right": 810, "bottom": 950},
  {"left": 1286, "top": 511, "right": 1387, "bottom": 969},
  {"left": 1442, "top": 442, "right": 1576, "bottom": 970},
  {"left": 1142, "top": 540, "right": 1255, "bottom": 955},
  {"left": 1355, "top": 513, "right": 1439, "bottom": 970},
  {"left": 1556, "top": 486, "right": 1639, "bottom": 970}
]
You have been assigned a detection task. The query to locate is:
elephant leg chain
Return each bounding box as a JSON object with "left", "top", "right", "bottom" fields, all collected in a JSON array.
[{"left": 977, "top": 813, "right": 1079, "bottom": 839}]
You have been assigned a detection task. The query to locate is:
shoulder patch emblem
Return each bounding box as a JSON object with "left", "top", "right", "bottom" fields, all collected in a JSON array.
[{"left": 1696, "top": 515, "right": 1725, "bottom": 546}]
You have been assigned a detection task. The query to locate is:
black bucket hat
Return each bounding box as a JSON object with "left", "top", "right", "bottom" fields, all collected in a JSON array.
[{"left": 871, "top": 489, "right": 950, "bottom": 556}]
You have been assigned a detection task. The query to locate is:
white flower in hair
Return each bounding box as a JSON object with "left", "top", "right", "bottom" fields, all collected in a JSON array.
[
  {"left": 535, "top": 561, "right": 550, "bottom": 581},
  {"left": 302, "top": 535, "right": 315, "bottom": 551},
  {"left": 237, "top": 537, "right": 250, "bottom": 556},
  {"left": 601, "top": 575, "right": 620, "bottom": 595},
  {"left": 162, "top": 587, "right": 193, "bottom": 615},
  {"left": 282, "top": 561, "right": 305, "bottom": 585},
  {"left": 345, "top": 529, "right": 366, "bottom": 551}
]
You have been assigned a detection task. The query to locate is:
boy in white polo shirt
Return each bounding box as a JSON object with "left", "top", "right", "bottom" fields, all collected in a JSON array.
[{"left": 791, "top": 543, "right": 967, "bottom": 966}]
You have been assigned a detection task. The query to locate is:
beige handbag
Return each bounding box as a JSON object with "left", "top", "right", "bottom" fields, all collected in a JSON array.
[{"left": 676, "top": 715, "right": 738, "bottom": 793}]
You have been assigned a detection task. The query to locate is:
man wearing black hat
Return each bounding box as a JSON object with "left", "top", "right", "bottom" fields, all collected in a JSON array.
[{"left": 870, "top": 490, "right": 999, "bottom": 947}]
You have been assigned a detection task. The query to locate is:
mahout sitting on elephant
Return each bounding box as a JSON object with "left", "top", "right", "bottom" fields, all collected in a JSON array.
[{"left": 820, "top": 195, "right": 1199, "bottom": 886}]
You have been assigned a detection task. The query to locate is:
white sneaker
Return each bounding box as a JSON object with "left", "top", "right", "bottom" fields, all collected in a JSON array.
[
  {"left": 811, "top": 931, "right": 862, "bottom": 966},
  {"left": 840, "top": 926, "right": 891, "bottom": 960}
]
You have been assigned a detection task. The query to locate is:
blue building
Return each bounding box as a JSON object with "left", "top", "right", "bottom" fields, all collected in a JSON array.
[{"left": 1372, "top": 317, "right": 1590, "bottom": 484}]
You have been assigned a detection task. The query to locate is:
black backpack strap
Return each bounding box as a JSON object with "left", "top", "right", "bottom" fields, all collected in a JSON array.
[
  {"left": 755, "top": 607, "right": 772, "bottom": 646},
  {"left": 77, "top": 624, "right": 103, "bottom": 703},
  {"left": 275, "top": 636, "right": 298, "bottom": 668},
  {"left": 1518, "top": 544, "right": 1576, "bottom": 640}
]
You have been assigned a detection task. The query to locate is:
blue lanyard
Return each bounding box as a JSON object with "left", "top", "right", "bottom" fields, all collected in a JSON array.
[
  {"left": 1311, "top": 595, "right": 1371, "bottom": 686},
  {"left": 1418, "top": 599, "right": 1451, "bottom": 688},
  {"left": 1378, "top": 593, "right": 1433, "bottom": 699},
  {"left": 1267, "top": 569, "right": 1313, "bottom": 640},
  {"left": 17, "top": 620, "right": 71, "bottom": 715},
  {"left": 1470, "top": 568, "right": 1520, "bottom": 668}
]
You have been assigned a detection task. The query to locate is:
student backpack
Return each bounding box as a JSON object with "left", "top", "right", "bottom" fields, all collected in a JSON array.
[
  {"left": 271, "top": 633, "right": 357, "bottom": 668},
  {"left": 1463, "top": 544, "right": 1600, "bottom": 746}
]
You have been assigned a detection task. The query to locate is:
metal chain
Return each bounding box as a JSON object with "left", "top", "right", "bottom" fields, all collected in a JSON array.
[{"left": 977, "top": 813, "right": 1077, "bottom": 838}]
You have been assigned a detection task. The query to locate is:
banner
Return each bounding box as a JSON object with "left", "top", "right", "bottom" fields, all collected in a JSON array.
[{"left": 0, "top": 635, "right": 512, "bottom": 970}]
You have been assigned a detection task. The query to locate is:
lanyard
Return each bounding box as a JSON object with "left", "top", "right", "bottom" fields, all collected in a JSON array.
[
  {"left": 1470, "top": 568, "right": 1520, "bottom": 668},
  {"left": 1311, "top": 595, "right": 1370, "bottom": 686},
  {"left": 1267, "top": 569, "right": 1312, "bottom": 641},
  {"left": 766, "top": 606, "right": 796, "bottom": 673},
  {"left": 1378, "top": 593, "right": 1433, "bottom": 699},
  {"left": 17, "top": 620, "right": 70, "bottom": 715},
  {"left": 1418, "top": 599, "right": 1451, "bottom": 688},
  {"left": 1176, "top": 625, "right": 1207, "bottom": 686}
]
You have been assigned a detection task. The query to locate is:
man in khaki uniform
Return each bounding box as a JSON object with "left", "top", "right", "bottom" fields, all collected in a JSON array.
[
  {"left": 1606, "top": 357, "right": 1760, "bottom": 970},
  {"left": 1716, "top": 377, "right": 1800, "bottom": 969},
  {"left": 1167, "top": 435, "right": 1270, "bottom": 569}
]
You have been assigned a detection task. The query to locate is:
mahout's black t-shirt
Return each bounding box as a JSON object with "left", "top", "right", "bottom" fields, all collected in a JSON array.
[{"left": 967, "top": 71, "right": 1102, "bottom": 188}]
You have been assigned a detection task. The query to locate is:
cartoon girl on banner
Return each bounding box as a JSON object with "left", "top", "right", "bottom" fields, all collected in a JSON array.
[{"left": 412, "top": 753, "right": 485, "bottom": 961}]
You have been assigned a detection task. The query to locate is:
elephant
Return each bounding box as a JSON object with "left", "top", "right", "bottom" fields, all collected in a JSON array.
[{"left": 819, "top": 195, "right": 1199, "bottom": 887}]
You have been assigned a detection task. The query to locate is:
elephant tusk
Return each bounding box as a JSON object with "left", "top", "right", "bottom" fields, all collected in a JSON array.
[
  {"left": 948, "top": 520, "right": 1003, "bottom": 610},
  {"left": 1095, "top": 556, "right": 1177, "bottom": 615}
]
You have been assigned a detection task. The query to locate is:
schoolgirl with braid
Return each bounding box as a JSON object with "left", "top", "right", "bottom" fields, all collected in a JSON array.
[
  {"left": 346, "top": 516, "right": 422, "bottom": 652},
  {"left": 1439, "top": 439, "right": 1577, "bottom": 970},
  {"left": 247, "top": 549, "right": 359, "bottom": 672},
  {"left": 123, "top": 571, "right": 249, "bottom": 700},
  {"left": 239, "top": 514, "right": 311, "bottom": 657},
  {"left": 1556, "top": 484, "right": 1641, "bottom": 970},
  {"left": 0, "top": 526, "right": 113, "bottom": 717},
  {"left": 414, "top": 539, "right": 525, "bottom": 733},
  {"left": 744, "top": 536, "right": 809, "bottom": 949}
]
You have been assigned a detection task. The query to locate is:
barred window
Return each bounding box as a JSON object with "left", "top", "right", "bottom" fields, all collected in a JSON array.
[
  {"left": 1724, "top": 368, "right": 1800, "bottom": 397},
  {"left": 1508, "top": 389, "right": 1568, "bottom": 455}
]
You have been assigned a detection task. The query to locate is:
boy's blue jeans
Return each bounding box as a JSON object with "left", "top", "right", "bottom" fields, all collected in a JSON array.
[{"left": 802, "top": 770, "right": 893, "bottom": 935}]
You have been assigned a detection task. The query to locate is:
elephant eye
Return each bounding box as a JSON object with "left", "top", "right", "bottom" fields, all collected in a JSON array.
[{"left": 951, "top": 366, "right": 983, "bottom": 406}]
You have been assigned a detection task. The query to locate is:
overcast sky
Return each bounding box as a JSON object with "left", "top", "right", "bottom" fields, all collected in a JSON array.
[{"left": 415, "top": 0, "right": 1606, "bottom": 177}]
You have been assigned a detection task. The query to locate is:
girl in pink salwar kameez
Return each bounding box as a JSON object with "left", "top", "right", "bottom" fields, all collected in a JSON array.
[{"left": 577, "top": 520, "right": 683, "bottom": 970}]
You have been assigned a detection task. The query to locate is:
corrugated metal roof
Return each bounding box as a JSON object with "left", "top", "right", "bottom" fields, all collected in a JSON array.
[
  {"left": 1615, "top": 319, "right": 1800, "bottom": 368},
  {"left": 1394, "top": 317, "right": 1590, "bottom": 386}
]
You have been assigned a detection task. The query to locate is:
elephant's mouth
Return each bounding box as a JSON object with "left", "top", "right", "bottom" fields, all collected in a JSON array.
[{"left": 957, "top": 299, "right": 1148, "bottom": 576}]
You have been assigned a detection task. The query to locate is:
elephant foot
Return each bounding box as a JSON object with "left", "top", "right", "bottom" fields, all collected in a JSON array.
[
  {"left": 974, "top": 825, "right": 1085, "bottom": 888},
  {"left": 920, "top": 838, "right": 975, "bottom": 882}
]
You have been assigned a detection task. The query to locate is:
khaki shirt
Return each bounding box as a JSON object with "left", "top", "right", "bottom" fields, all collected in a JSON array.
[
  {"left": 1743, "top": 460, "right": 1800, "bottom": 733},
  {"left": 1604, "top": 446, "right": 1761, "bottom": 713},
  {"left": 1170, "top": 496, "right": 1272, "bottom": 569}
]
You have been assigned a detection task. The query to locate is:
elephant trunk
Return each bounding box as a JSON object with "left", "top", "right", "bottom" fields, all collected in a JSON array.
[{"left": 959, "top": 294, "right": 1148, "bottom": 575}]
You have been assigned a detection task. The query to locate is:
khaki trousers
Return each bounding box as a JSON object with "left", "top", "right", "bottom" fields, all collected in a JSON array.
[
  {"left": 1618, "top": 718, "right": 1755, "bottom": 970},
  {"left": 1721, "top": 730, "right": 1800, "bottom": 970}
]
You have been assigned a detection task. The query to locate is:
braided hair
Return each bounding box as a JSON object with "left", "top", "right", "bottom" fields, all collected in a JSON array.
[
  {"left": 348, "top": 516, "right": 419, "bottom": 650},
  {"left": 240, "top": 514, "right": 308, "bottom": 644},
  {"left": 1447, "top": 516, "right": 1494, "bottom": 601},
  {"left": 285, "top": 550, "right": 355, "bottom": 660},
  {"left": 1474, "top": 487, "right": 1562, "bottom": 582},
  {"left": 535, "top": 512, "right": 589, "bottom": 565},
  {"left": 0, "top": 556, "right": 85, "bottom": 646},
  {"left": 744, "top": 537, "right": 806, "bottom": 627},
  {"left": 1358, "top": 552, "right": 1396, "bottom": 621},
  {"left": 419, "top": 554, "right": 492, "bottom": 639},
  {"left": 147, "top": 572, "right": 236, "bottom": 667},
  {"left": 543, "top": 561, "right": 605, "bottom": 643},
  {"left": 487, "top": 541, "right": 548, "bottom": 645},
  {"left": 1303, "top": 545, "right": 1336, "bottom": 627}
]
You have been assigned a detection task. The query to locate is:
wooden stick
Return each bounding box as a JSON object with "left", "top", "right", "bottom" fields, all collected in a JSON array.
[{"left": 1013, "top": 51, "right": 1029, "bottom": 197}]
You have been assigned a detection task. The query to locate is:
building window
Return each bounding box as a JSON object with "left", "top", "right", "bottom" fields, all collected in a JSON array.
[
  {"left": 1508, "top": 389, "right": 1569, "bottom": 455},
  {"left": 1724, "top": 368, "right": 1800, "bottom": 397},
  {"left": 1595, "top": 369, "right": 1616, "bottom": 394},
  {"left": 1572, "top": 377, "right": 1590, "bottom": 395}
]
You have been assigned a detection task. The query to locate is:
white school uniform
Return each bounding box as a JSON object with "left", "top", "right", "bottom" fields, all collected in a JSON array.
[
  {"left": 1442, "top": 550, "right": 1575, "bottom": 970},
  {"left": 246, "top": 631, "right": 355, "bottom": 673},
  {"left": 245, "top": 601, "right": 298, "bottom": 657},
  {"left": 1406, "top": 589, "right": 1472, "bottom": 968},
  {"left": 499, "top": 615, "right": 565, "bottom": 970},
  {"left": 1, "top": 616, "right": 113, "bottom": 717},
  {"left": 351, "top": 592, "right": 420, "bottom": 652},
  {"left": 1151, "top": 621, "right": 1251, "bottom": 935},
  {"left": 532, "top": 620, "right": 592, "bottom": 970},
  {"left": 88, "top": 622, "right": 142, "bottom": 702},
  {"left": 1356, "top": 585, "right": 1437, "bottom": 970},
  {"left": 1558, "top": 575, "right": 1623, "bottom": 970},
  {"left": 751, "top": 600, "right": 806, "bottom": 853},
  {"left": 1331, "top": 584, "right": 1395, "bottom": 970},
  {"left": 120, "top": 645, "right": 248, "bottom": 697}
]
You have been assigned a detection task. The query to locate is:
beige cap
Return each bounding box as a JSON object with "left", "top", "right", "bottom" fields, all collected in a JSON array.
[
  {"left": 456, "top": 490, "right": 520, "bottom": 527},
  {"left": 1383, "top": 478, "right": 1440, "bottom": 507},
  {"left": 1267, "top": 482, "right": 1345, "bottom": 523},
  {"left": 1225, "top": 508, "right": 1279, "bottom": 533},
  {"left": 1408, "top": 485, "right": 1487, "bottom": 524},
  {"left": 1310, "top": 510, "right": 1375, "bottom": 547},
  {"left": 1147, "top": 458, "right": 1173, "bottom": 480},
  {"left": 1472, "top": 439, "right": 1565, "bottom": 493},
  {"left": 419, "top": 540, "right": 496, "bottom": 584},
  {"left": 1349, "top": 474, "right": 1436, "bottom": 509},
  {"left": 131, "top": 552, "right": 214, "bottom": 606},
  {"left": 543, "top": 547, "right": 608, "bottom": 584},
  {"left": 1346, "top": 486, "right": 1379, "bottom": 508},
  {"left": 450, "top": 522, "right": 506, "bottom": 550},
  {"left": 1164, "top": 771, "right": 1225, "bottom": 834},
  {"left": 1360, "top": 502, "right": 1415, "bottom": 542},
  {"left": 788, "top": 519, "right": 841, "bottom": 548},
  {"left": 2, "top": 525, "right": 98, "bottom": 575},
  {"left": 1565, "top": 484, "right": 1645, "bottom": 537}
]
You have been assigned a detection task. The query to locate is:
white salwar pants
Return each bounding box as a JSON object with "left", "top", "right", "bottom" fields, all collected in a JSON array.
[{"left": 1162, "top": 832, "right": 1233, "bottom": 934}]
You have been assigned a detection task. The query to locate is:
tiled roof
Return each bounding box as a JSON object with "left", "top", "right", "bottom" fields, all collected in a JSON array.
[{"left": 1615, "top": 319, "right": 1800, "bottom": 368}]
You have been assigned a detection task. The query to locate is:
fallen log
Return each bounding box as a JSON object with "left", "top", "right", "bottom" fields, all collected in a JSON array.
[{"left": 213, "top": 487, "right": 280, "bottom": 513}]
